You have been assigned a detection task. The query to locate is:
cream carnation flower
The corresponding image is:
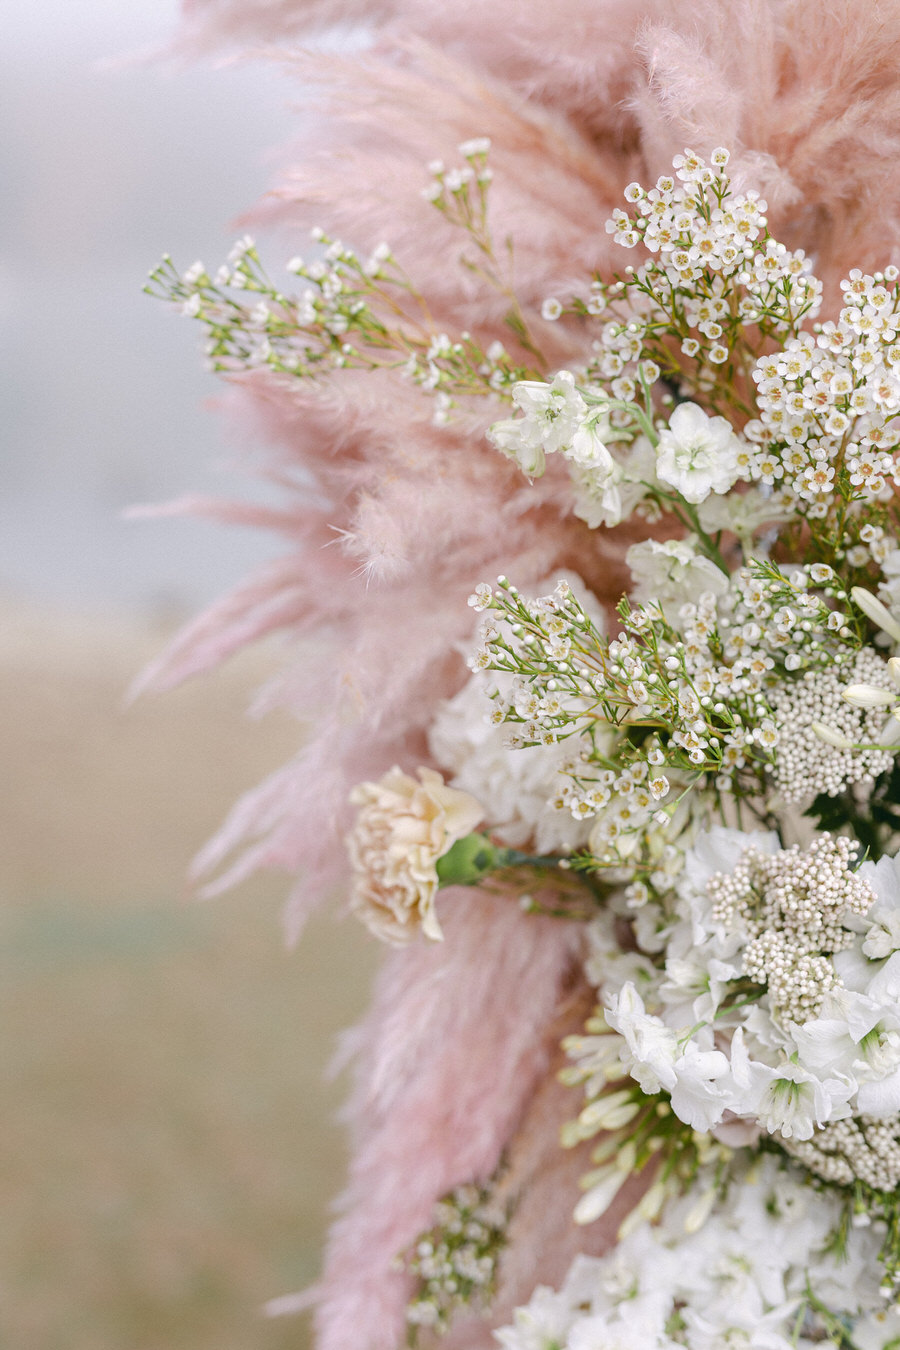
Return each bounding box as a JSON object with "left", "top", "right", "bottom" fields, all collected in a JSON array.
[{"left": 347, "top": 767, "right": 484, "bottom": 945}]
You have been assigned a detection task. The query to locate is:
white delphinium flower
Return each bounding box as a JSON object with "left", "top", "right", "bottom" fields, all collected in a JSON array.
[
  {"left": 488, "top": 371, "right": 586, "bottom": 475},
  {"left": 568, "top": 410, "right": 615, "bottom": 470},
  {"left": 604, "top": 983, "right": 679, "bottom": 1094},
  {"left": 696, "top": 487, "right": 794, "bottom": 551},
  {"left": 654, "top": 402, "right": 745, "bottom": 503},
  {"left": 570, "top": 434, "right": 656, "bottom": 529},
  {"left": 497, "top": 1155, "right": 883, "bottom": 1350},
  {"left": 790, "top": 990, "right": 900, "bottom": 1117},
  {"left": 835, "top": 850, "right": 900, "bottom": 1006},
  {"left": 493, "top": 1284, "right": 579, "bottom": 1350},
  {"left": 668, "top": 1038, "right": 733, "bottom": 1131},
  {"left": 626, "top": 536, "right": 729, "bottom": 605},
  {"left": 730, "top": 1032, "right": 854, "bottom": 1140}
]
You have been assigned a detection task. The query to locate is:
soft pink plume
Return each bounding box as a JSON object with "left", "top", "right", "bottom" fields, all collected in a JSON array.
[
  {"left": 149, "top": 3, "right": 900, "bottom": 1343},
  {"left": 311, "top": 890, "right": 587, "bottom": 1350}
]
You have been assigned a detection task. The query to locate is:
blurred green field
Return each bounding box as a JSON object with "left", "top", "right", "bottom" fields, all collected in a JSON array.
[{"left": 0, "top": 603, "right": 378, "bottom": 1349}]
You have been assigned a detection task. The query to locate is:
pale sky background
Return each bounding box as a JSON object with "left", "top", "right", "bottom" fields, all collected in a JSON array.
[{"left": 1, "top": 0, "right": 308, "bottom": 610}]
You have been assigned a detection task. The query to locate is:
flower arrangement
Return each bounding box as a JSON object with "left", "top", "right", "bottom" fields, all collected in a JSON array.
[{"left": 149, "top": 3, "right": 900, "bottom": 1346}]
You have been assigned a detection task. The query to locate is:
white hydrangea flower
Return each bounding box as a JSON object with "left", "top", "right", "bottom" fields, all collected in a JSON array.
[{"left": 654, "top": 401, "right": 745, "bottom": 503}]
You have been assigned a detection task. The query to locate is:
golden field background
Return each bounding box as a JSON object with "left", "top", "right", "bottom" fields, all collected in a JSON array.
[{"left": 0, "top": 600, "right": 377, "bottom": 1349}]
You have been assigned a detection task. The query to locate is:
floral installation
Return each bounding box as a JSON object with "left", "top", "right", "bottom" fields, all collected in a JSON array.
[{"left": 148, "top": 2, "right": 900, "bottom": 1347}]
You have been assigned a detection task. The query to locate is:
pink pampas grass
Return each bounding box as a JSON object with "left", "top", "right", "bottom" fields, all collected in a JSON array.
[
  {"left": 311, "top": 890, "right": 587, "bottom": 1350},
  {"left": 157, "top": 0, "right": 900, "bottom": 913},
  {"left": 151, "top": 2, "right": 900, "bottom": 1343}
]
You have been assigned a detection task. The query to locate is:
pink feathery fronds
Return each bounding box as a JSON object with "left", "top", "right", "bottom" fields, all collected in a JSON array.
[
  {"left": 149, "top": 1, "right": 900, "bottom": 1342},
  {"left": 180, "top": 0, "right": 900, "bottom": 293},
  {"left": 154, "top": 0, "right": 900, "bottom": 922},
  {"left": 310, "top": 889, "right": 587, "bottom": 1350}
]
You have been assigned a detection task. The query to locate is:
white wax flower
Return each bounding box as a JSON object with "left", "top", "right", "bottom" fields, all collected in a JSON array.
[
  {"left": 347, "top": 766, "right": 483, "bottom": 945},
  {"left": 654, "top": 402, "right": 744, "bottom": 503}
]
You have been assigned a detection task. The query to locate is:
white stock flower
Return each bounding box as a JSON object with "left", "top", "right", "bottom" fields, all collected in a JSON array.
[
  {"left": 655, "top": 402, "right": 744, "bottom": 503},
  {"left": 347, "top": 766, "right": 483, "bottom": 945}
]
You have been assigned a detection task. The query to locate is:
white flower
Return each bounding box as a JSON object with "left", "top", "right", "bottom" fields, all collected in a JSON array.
[
  {"left": 571, "top": 435, "right": 656, "bottom": 529},
  {"left": 488, "top": 415, "right": 546, "bottom": 476},
  {"left": 568, "top": 414, "right": 616, "bottom": 472},
  {"left": 347, "top": 767, "right": 483, "bottom": 945},
  {"left": 626, "top": 537, "right": 729, "bottom": 605},
  {"left": 605, "top": 983, "right": 679, "bottom": 1093},
  {"left": 494, "top": 1285, "right": 576, "bottom": 1350},
  {"left": 654, "top": 402, "right": 744, "bottom": 503},
  {"left": 730, "top": 1032, "right": 852, "bottom": 1139},
  {"left": 668, "top": 1039, "right": 732, "bottom": 1131},
  {"left": 488, "top": 371, "right": 588, "bottom": 475}
]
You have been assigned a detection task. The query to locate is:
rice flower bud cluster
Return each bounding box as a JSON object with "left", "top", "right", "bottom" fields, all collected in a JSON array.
[
  {"left": 771, "top": 647, "right": 895, "bottom": 803},
  {"left": 784, "top": 1115, "right": 900, "bottom": 1192},
  {"left": 707, "top": 834, "right": 874, "bottom": 1021}
]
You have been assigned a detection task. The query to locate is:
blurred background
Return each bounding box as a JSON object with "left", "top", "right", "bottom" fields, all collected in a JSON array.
[{"left": 1, "top": 3, "right": 376, "bottom": 1346}]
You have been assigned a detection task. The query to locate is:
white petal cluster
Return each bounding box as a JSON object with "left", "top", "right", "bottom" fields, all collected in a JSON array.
[
  {"left": 496, "top": 1156, "right": 891, "bottom": 1350},
  {"left": 626, "top": 536, "right": 730, "bottom": 606},
  {"left": 654, "top": 402, "right": 745, "bottom": 503},
  {"left": 427, "top": 670, "right": 594, "bottom": 855},
  {"left": 587, "top": 828, "right": 900, "bottom": 1154},
  {"left": 487, "top": 372, "right": 651, "bottom": 528}
]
